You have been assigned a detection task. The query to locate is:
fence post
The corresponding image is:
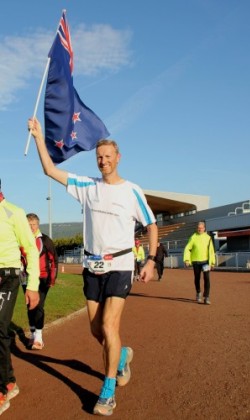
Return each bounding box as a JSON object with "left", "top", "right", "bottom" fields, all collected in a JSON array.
[{"left": 235, "top": 253, "right": 238, "bottom": 271}]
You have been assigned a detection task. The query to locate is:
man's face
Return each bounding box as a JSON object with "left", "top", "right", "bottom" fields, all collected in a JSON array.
[
  {"left": 28, "top": 219, "right": 39, "bottom": 234},
  {"left": 96, "top": 144, "right": 120, "bottom": 176},
  {"left": 197, "top": 223, "right": 205, "bottom": 234}
]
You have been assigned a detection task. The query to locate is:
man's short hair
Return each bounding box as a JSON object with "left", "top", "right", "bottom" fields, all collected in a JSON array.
[
  {"left": 96, "top": 139, "right": 120, "bottom": 154},
  {"left": 26, "top": 213, "right": 40, "bottom": 223}
]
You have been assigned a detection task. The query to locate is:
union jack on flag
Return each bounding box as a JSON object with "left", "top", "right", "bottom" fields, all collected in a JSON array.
[
  {"left": 58, "top": 11, "right": 74, "bottom": 74},
  {"left": 44, "top": 10, "right": 110, "bottom": 164}
]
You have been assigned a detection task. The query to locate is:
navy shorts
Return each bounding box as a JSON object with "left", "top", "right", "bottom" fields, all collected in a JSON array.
[{"left": 83, "top": 269, "right": 133, "bottom": 302}]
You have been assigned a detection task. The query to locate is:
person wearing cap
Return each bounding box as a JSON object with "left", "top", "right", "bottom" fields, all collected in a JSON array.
[
  {"left": 0, "top": 189, "right": 39, "bottom": 415},
  {"left": 132, "top": 239, "right": 145, "bottom": 280},
  {"left": 28, "top": 117, "right": 158, "bottom": 417}
]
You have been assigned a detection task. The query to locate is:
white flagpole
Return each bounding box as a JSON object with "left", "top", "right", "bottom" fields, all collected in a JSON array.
[
  {"left": 24, "top": 57, "right": 51, "bottom": 156},
  {"left": 46, "top": 178, "right": 52, "bottom": 238},
  {"left": 24, "top": 9, "right": 67, "bottom": 156}
]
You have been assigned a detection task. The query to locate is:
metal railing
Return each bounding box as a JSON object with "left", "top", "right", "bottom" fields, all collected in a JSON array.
[
  {"left": 59, "top": 247, "right": 84, "bottom": 264},
  {"left": 60, "top": 245, "right": 250, "bottom": 271},
  {"left": 228, "top": 200, "right": 250, "bottom": 216},
  {"left": 164, "top": 251, "right": 250, "bottom": 271}
]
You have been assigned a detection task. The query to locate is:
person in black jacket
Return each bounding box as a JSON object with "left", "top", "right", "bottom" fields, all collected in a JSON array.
[
  {"left": 155, "top": 242, "right": 168, "bottom": 280},
  {"left": 21, "top": 213, "right": 58, "bottom": 350}
]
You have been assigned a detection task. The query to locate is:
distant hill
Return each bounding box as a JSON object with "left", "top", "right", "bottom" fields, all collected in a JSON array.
[{"left": 40, "top": 222, "right": 83, "bottom": 239}]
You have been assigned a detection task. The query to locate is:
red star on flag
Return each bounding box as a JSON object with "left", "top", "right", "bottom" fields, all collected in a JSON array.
[
  {"left": 54, "top": 139, "right": 64, "bottom": 149},
  {"left": 70, "top": 131, "right": 77, "bottom": 140},
  {"left": 72, "top": 112, "right": 81, "bottom": 123}
]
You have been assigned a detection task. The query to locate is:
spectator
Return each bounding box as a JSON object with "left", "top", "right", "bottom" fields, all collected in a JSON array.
[
  {"left": 183, "top": 221, "right": 215, "bottom": 304},
  {"left": 132, "top": 239, "right": 145, "bottom": 280},
  {"left": 0, "top": 188, "right": 39, "bottom": 415},
  {"left": 155, "top": 242, "right": 168, "bottom": 280},
  {"left": 21, "top": 213, "right": 58, "bottom": 350}
]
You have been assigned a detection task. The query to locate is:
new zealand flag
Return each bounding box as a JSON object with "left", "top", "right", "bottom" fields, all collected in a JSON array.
[{"left": 44, "top": 11, "right": 110, "bottom": 164}]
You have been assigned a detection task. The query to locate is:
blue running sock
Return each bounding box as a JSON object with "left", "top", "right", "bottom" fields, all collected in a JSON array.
[
  {"left": 99, "top": 377, "right": 116, "bottom": 399},
  {"left": 118, "top": 347, "right": 127, "bottom": 371}
]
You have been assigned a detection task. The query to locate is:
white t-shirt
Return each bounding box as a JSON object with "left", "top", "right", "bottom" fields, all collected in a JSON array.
[{"left": 67, "top": 174, "right": 156, "bottom": 270}]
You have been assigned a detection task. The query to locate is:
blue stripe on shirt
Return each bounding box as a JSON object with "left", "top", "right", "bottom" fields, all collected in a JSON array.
[
  {"left": 68, "top": 177, "right": 96, "bottom": 188},
  {"left": 132, "top": 188, "right": 153, "bottom": 225}
]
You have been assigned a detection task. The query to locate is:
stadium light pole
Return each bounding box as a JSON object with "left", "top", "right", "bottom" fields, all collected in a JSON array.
[{"left": 46, "top": 178, "right": 52, "bottom": 238}]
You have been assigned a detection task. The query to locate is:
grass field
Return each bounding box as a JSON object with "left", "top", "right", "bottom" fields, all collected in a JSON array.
[{"left": 11, "top": 273, "right": 86, "bottom": 333}]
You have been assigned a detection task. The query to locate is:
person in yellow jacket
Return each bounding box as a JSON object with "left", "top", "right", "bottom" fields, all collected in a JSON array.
[
  {"left": 132, "top": 239, "right": 145, "bottom": 280},
  {"left": 183, "top": 221, "right": 215, "bottom": 305},
  {"left": 0, "top": 189, "right": 40, "bottom": 416}
]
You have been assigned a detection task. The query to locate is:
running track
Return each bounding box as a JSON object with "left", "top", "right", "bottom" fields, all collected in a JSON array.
[{"left": 6, "top": 268, "right": 250, "bottom": 419}]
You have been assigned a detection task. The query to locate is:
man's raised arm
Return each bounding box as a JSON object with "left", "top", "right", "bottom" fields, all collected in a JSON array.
[{"left": 28, "top": 117, "right": 68, "bottom": 186}]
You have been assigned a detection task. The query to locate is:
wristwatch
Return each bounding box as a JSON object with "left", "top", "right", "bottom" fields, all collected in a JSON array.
[{"left": 147, "top": 255, "right": 157, "bottom": 262}]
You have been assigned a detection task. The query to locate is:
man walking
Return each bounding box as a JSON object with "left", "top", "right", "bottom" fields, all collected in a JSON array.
[
  {"left": 28, "top": 117, "right": 158, "bottom": 416},
  {"left": 155, "top": 242, "right": 168, "bottom": 280},
  {"left": 21, "top": 213, "right": 58, "bottom": 350},
  {"left": 183, "top": 221, "right": 215, "bottom": 304}
]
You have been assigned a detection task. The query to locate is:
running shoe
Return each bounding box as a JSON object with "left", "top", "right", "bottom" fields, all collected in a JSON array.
[
  {"left": 204, "top": 297, "right": 211, "bottom": 305},
  {"left": 116, "top": 347, "right": 133, "bottom": 386},
  {"left": 196, "top": 292, "right": 202, "bottom": 303},
  {"left": 0, "top": 393, "right": 10, "bottom": 415},
  {"left": 6, "top": 383, "right": 19, "bottom": 400},
  {"left": 32, "top": 341, "right": 44, "bottom": 350},
  {"left": 93, "top": 396, "right": 116, "bottom": 416}
]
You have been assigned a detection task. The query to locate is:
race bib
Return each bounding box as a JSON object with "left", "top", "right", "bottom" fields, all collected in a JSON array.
[{"left": 87, "top": 255, "right": 113, "bottom": 274}]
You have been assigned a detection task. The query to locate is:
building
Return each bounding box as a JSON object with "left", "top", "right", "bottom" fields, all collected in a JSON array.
[{"left": 40, "top": 192, "right": 250, "bottom": 255}]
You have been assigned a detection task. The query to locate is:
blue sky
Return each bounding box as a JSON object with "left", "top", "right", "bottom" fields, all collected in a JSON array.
[{"left": 0, "top": 0, "right": 249, "bottom": 224}]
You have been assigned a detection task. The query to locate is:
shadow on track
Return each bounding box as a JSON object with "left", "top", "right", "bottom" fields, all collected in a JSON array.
[
  {"left": 9, "top": 323, "right": 102, "bottom": 414},
  {"left": 129, "top": 292, "right": 196, "bottom": 304}
]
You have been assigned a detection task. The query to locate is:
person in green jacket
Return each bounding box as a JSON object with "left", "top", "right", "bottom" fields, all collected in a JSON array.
[
  {"left": 0, "top": 189, "right": 40, "bottom": 416},
  {"left": 132, "top": 239, "right": 145, "bottom": 280},
  {"left": 183, "top": 221, "right": 215, "bottom": 305}
]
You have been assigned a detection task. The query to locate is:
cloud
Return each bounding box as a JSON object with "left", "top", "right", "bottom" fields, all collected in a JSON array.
[
  {"left": 73, "top": 24, "right": 132, "bottom": 76},
  {"left": 0, "top": 32, "right": 52, "bottom": 110},
  {"left": 0, "top": 25, "right": 132, "bottom": 110}
]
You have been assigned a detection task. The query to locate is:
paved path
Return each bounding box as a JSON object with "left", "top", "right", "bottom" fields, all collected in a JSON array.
[{"left": 6, "top": 269, "right": 250, "bottom": 419}]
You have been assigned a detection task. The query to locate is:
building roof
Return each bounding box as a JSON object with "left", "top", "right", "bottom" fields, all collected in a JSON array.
[{"left": 144, "top": 190, "right": 210, "bottom": 215}]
